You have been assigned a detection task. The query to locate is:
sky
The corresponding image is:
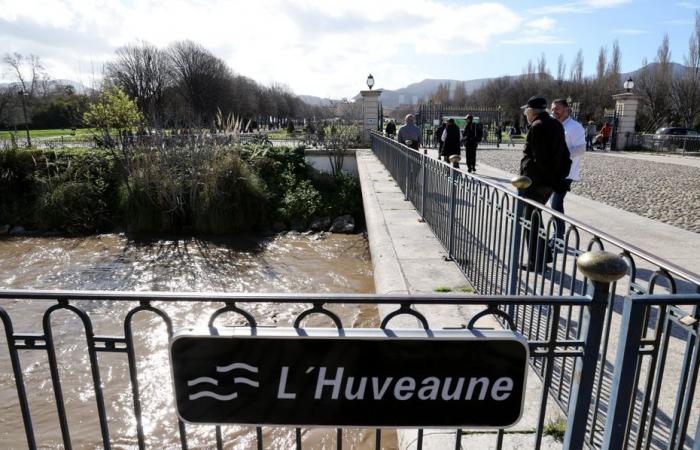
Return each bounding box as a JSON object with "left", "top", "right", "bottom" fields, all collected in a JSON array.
[{"left": 0, "top": 0, "right": 698, "bottom": 99}]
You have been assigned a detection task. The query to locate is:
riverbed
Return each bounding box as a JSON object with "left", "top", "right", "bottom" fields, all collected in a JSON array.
[{"left": 0, "top": 232, "right": 389, "bottom": 449}]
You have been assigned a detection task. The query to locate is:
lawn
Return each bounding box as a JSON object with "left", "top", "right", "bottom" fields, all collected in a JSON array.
[{"left": 0, "top": 128, "right": 98, "bottom": 139}]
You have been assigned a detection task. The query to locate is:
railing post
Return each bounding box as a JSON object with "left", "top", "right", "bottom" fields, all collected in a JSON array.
[
  {"left": 404, "top": 147, "right": 409, "bottom": 201},
  {"left": 507, "top": 176, "right": 532, "bottom": 296},
  {"left": 420, "top": 153, "right": 427, "bottom": 220},
  {"left": 563, "top": 251, "right": 628, "bottom": 449},
  {"left": 446, "top": 166, "right": 458, "bottom": 260},
  {"left": 600, "top": 296, "right": 645, "bottom": 449}
]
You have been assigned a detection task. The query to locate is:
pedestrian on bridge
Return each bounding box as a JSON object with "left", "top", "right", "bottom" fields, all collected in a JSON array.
[
  {"left": 549, "top": 98, "right": 586, "bottom": 251},
  {"left": 441, "top": 118, "right": 462, "bottom": 163},
  {"left": 385, "top": 120, "right": 397, "bottom": 138},
  {"left": 397, "top": 114, "right": 421, "bottom": 150},
  {"left": 462, "top": 115, "right": 483, "bottom": 173},
  {"left": 519, "top": 96, "right": 571, "bottom": 272}
]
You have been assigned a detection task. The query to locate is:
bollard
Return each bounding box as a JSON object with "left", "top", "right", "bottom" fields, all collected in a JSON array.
[
  {"left": 506, "top": 176, "right": 532, "bottom": 296},
  {"left": 563, "top": 251, "right": 628, "bottom": 449}
]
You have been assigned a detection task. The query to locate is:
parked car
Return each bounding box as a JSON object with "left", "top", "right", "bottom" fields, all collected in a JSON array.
[
  {"left": 651, "top": 127, "right": 700, "bottom": 152},
  {"left": 653, "top": 127, "right": 700, "bottom": 137}
]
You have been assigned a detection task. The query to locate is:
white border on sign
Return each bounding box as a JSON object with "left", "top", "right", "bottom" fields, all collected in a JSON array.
[{"left": 169, "top": 327, "right": 530, "bottom": 430}]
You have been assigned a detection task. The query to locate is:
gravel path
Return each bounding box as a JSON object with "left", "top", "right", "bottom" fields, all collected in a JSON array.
[{"left": 476, "top": 149, "right": 700, "bottom": 234}]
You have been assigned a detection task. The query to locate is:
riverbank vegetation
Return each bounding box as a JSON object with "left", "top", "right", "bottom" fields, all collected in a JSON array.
[{"left": 0, "top": 143, "right": 362, "bottom": 235}]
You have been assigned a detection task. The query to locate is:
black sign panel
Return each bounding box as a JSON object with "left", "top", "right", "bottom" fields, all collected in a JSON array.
[{"left": 170, "top": 328, "right": 528, "bottom": 428}]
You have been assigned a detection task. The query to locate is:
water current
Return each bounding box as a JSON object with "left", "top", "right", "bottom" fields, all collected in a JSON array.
[{"left": 0, "top": 233, "right": 393, "bottom": 449}]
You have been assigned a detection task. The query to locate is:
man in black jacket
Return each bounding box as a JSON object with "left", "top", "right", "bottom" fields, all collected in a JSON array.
[
  {"left": 462, "top": 115, "right": 482, "bottom": 173},
  {"left": 519, "top": 96, "right": 571, "bottom": 272}
]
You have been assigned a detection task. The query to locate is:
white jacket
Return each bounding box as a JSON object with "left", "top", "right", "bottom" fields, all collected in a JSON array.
[{"left": 562, "top": 117, "right": 586, "bottom": 181}]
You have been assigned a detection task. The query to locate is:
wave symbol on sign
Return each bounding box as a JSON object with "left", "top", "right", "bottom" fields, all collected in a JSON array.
[{"left": 187, "top": 362, "right": 260, "bottom": 401}]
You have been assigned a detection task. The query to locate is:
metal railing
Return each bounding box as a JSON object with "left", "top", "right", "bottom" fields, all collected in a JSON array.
[
  {"left": 0, "top": 288, "right": 613, "bottom": 450},
  {"left": 370, "top": 132, "right": 700, "bottom": 449},
  {"left": 627, "top": 133, "right": 700, "bottom": 154}
]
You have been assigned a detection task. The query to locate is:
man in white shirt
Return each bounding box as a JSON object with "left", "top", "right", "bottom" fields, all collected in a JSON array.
[{"left": 549, "top": 98, "right": 586, "bottom": 248}]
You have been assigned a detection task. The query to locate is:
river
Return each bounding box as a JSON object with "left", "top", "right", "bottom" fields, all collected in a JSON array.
[{"left": 0, "top": 232, "right": 393, "bottom": 449}]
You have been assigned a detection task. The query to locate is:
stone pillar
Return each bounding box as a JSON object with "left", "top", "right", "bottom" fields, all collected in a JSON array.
[
  {"left": 360, "top": 90, "right": 382, "bottom": 145},
  {"left": 612, "top": 92, "right": 640, "bottom": 151}
]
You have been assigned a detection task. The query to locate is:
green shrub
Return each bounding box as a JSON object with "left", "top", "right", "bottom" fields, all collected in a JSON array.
[
  {"left": 278, "top": 174, "right": 321, "bottom": 224},
  {"left": 37, "top": 179, "right": 109, "bottom": 232}
]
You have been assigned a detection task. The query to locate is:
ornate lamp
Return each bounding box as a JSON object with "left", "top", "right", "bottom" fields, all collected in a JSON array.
[
  {"left": 623, "top": 77, "right": 634, "bottom": 93},
  {"left": 367, "top": 74, "right": 375, "bottom": 90}
]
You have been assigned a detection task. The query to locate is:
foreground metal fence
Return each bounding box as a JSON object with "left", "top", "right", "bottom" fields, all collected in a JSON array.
[
  {"left": 0, "top": 288, "right": 618, "bottom": 450},
  {"left": 627, "top": 133, "right": 700, "bottom": 154},
  {"left": 370, "top": 132, "right": 700, "bottom": 449}
]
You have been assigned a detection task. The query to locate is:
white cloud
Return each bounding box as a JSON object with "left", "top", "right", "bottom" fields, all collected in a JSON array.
[
  {"left": 676, "top": 1, "right": 699, "bottom": 9},
  {"left": 527, "top": 0, "right": 633, "bottom": 15},
  {"left": 0, "top": 0, "right": 524, "bottom": 98}
]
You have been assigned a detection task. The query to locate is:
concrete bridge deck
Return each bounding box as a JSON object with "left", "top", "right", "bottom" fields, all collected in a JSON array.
[{"left": 357, "top": 146, "right": 700, "bottom": 450}]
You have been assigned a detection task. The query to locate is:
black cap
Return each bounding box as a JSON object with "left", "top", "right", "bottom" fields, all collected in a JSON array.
[{"left": 521, "top": 96, "right": 547, "bottom": 109}]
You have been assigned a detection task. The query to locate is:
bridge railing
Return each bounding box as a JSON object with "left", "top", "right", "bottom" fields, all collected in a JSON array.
[
  {"left": 370, "top": 131, "right": 700, "bottom": 449},
  {"left": 0, "top": 289, "right": 609, "bottom": 450}
]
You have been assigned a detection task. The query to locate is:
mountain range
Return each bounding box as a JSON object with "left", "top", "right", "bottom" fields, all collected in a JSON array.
[{"left": 301, "top": 62, "right": 690, "bottom": 108}]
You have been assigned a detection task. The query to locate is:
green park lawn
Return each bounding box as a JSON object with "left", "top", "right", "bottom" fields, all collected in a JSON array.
[{"left": 0, "top": 128, "right": 98, "bottom": 139}]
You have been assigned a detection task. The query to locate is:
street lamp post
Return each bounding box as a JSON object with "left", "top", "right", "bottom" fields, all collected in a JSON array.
[
  {"left": 623, "top": 77, "right": 634, "bottom": 93},
  {"left": 366, "top": 74, "right": 375, "bottom": 90},
  {"left": 17, "top": 90, "right": 31, "bottom": 147}
]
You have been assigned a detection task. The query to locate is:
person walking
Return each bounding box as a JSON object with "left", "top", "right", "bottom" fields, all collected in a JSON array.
[
  {"left": 397, "top": 114, "right": 421, "bottom": 150},
  {"left": 462, "top": 115, "right": 482, "bottom": 173},
  {"left": 441, "top": 118, "right": 462, "bottom": 163},
  {"left": 495, "top": 124, "right": 503, "bottom": 148},
  {"left": 549, "top": 98, "right": 586, "bottom": 251},
  {"left": 585, "top": 121, "right": 596, "bottom": 151},
  {"left": 599, "top": 122, "right": 612, "bottom": 150},
  {"left": 385, "top": 120, "right": 397, "bottom": 138},
  {"left": 518, "top": 96, "right": 571, "bottom": 272},
  {"left": 436, "top": 120, "right": 447, "bottom": 158},
  {"left": 508, "top": 125, "right": 516, "bottom": 147}
]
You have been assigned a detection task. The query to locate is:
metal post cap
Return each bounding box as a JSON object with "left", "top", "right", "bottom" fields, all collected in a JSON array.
[
  {"left": 449, "top": 155, "right": 461, "bottom": 164},
  {"left": 576, "top": 251, "right": 628, "bottom": 283},
  {"left": 510, "top": 175, "right": 532, "bottom": 189}
]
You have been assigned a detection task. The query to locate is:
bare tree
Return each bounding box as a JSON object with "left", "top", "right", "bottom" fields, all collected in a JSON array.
[
  {"left": 637, "top": 34, "right": 673, "bottom": 131},
  {"left": 596, "top": 46, "right": 607, "bottom": 81},
  {"left": 556, "top": 54, "right": 566, "bottom": 84},
  {"left": 106, "top": 41, "right": 171, "bottom": 128},
  {"left": 569, "top": 49, "right": 584, "bottom": 83},
  {"left": 453, "top": 82, "right": 468, "bottom": 105},
  {"left": 3, "top": 53, "right": 49, "bottom": 96},
  {"left": 537, "top": 53, "right": 549, "bottom": 80},
  {"left": 672, "top": 11, "right": 700, "bottom": 128},
  {"left": 168, "top": 40, "right": 233, "bottom": 126}
]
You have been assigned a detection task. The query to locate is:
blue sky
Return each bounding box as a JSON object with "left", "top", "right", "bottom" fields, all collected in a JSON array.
[{"left": 0, "top": 0, "right": 697, "bottom": 98}]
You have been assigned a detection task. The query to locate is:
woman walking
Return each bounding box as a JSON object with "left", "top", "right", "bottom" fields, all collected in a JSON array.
[{"left": 441, "top": 118, "right": 462, "bottom": 164}]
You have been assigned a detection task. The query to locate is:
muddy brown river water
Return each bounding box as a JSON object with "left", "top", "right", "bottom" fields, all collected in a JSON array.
[{"left": 0, "top": 233, "right": 395, "bottom": 449}]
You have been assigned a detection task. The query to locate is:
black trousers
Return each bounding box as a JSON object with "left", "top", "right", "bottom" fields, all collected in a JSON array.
[
  {"left": 519, "top": 184, "right": 553, "bottom": 269},
  {"left": 465, "top": 143, "right": 477, "bottom": 170}
]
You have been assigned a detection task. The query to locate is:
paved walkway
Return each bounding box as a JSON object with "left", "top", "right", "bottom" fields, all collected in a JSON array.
[
  {"left": 357, "top": 145, "right": 700, "bottom": 449},
  {"left": 452, "top": 149, "right": 700, "bottom": 281},
  {"left": 357, "top": 150, "right": 561, "bottom": 450},
  {"left": 606, "top": 150, "right": 700, "bottom": 168}
]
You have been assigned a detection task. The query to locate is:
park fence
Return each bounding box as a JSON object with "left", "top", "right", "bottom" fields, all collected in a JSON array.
[
  {"left": 371, "top": 131, "right": 700, "bottom": 449},
  {"left": 627, "top": 133, "right": 700, "bottom": 154}
]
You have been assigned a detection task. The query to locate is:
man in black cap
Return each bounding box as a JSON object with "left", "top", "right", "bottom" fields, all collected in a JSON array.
[
  {"left": 462, "top": 114, "right": 482, "bottom": 173},
  {"left": 519, "top": 96, "right": 571, "bottom": 272}
]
